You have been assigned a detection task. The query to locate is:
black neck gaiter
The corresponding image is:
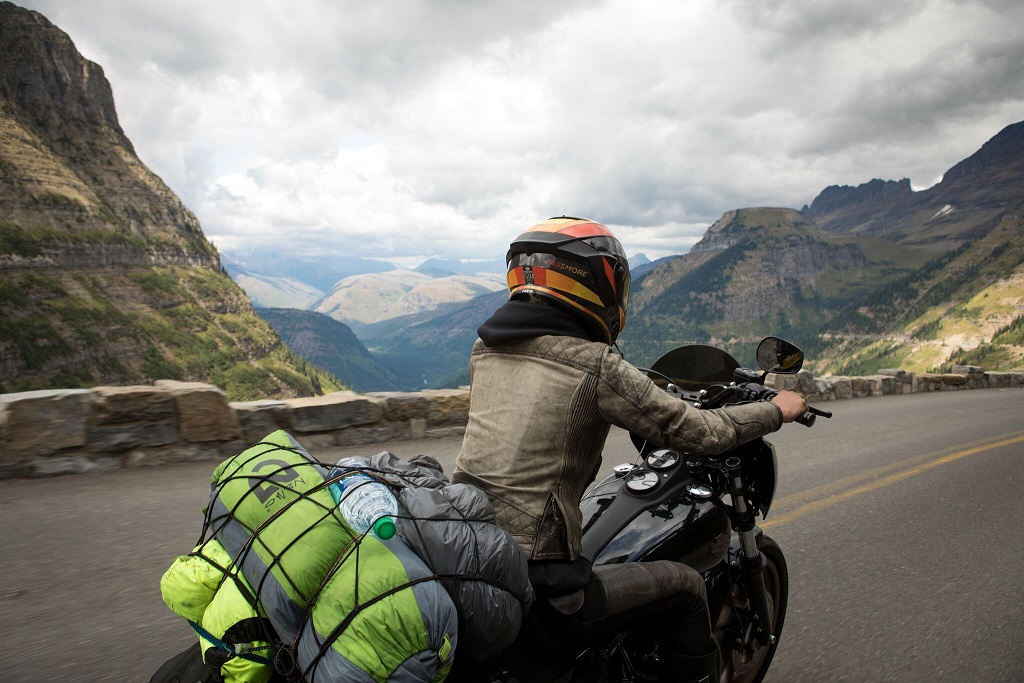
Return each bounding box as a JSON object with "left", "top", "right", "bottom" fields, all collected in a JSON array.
[{"left": 477, "top": 300, "right": 605, "bottom": 347}]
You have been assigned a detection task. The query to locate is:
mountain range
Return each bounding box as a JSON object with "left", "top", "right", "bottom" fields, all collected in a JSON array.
[
  {"left": 349, "top": 123, "right": 1023, "bottom": 387},
  {"left": 1, "top": 2, "right": 1020, "bottom": 398},
  {"left": 220, "top": 241, "right": 651, "bottom": 317},
  {"left": 254, "top": 307, "right": 400, "bottom": 392}
]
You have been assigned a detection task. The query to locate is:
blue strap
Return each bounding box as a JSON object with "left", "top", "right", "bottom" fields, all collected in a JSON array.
[{"left": 188, "top": 621, "right": 275, "bottom": 665}]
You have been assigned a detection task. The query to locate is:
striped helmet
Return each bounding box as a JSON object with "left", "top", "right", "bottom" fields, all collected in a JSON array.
[{"left": 506, "top": 216, "right": 631, "bottom": 344}]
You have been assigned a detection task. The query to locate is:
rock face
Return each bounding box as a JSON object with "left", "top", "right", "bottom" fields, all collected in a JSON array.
[
  {"left": 0, "top": 1, "right": 213, "bottom": 261},
  {"left": 627, "top": 207, "right": 870, "bottom": 332},
  {"left": 804, "top": 121, "right": 1024, "bottom": 243},
  {"left": 804, "top": 179, "right": 915, "bottom": 235},
  {"left": 0, "top": 3, "right": 342, "bottom": 399},
  {"left": 940, "top": 121, "right": 1024, "bottom": 190}
]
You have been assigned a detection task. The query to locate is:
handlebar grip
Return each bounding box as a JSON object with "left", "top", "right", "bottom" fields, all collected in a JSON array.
[{"left": 796, "top": 411, "right": 816, "bottom": 427}]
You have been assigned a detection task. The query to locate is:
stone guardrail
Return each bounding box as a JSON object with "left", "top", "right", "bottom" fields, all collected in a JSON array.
[
  {"left": 1, "top": 365, "right": 1021, "bottom": 479},
  {"left": 0, "top": 382, "right": 470, "bottom": 479},
  {"left": 765, "top": 365, "right": 1023, "bottom": 399}
]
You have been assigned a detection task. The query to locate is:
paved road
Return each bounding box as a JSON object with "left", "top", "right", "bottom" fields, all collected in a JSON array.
[{"left": 1, "top": 389, "right": 1021, "bottom": 681}]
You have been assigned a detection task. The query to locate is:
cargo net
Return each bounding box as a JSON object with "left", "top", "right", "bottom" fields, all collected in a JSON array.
[{"left": 186, "top": 433, "right": 531, "bottom": 683}]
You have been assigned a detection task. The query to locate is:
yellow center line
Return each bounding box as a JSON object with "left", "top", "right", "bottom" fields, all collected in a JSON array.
[
  {"left": 762, "top": 433, "right": 1024, "bottom": 530},
  {"left": 771, "top": 430, "right": 1024, "bottom": 509}
]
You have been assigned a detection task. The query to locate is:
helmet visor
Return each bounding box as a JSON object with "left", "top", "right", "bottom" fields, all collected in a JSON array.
[{"left": 506, "top": 253, "right": 604, "bottom": 307}]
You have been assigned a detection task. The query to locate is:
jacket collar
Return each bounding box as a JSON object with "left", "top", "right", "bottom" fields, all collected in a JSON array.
[{"left": 477, "top": 300, "right": 604, "bottom": 346}]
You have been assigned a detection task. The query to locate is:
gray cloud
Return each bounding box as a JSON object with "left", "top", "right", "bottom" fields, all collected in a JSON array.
[
  {"left": 735, "top": 0, "right": 928, "bottom": 45},
  {"left": 13, "top": 0, "right": 1024, "bottom": 263}
]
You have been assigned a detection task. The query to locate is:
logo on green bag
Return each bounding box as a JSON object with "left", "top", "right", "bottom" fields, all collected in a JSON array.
[{"left": 249, "top": 459, "right": 306, "bottom": 508}]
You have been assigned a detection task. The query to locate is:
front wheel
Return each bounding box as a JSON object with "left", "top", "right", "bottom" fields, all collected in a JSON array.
[{"left": 713, "top": 536, "right": 788, "bottom": 683}]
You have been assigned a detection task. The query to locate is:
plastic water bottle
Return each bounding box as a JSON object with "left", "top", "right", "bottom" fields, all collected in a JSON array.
[{"left": 328, "top": 457, "right": 398, "bottom": 540}]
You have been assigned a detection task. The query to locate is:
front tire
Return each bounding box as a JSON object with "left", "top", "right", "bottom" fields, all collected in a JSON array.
[{"left": 713, "top": 536, "right": 788, "bottom": 683}]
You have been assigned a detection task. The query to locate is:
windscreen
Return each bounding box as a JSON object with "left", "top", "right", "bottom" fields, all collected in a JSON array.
[{"left": 649, "top": 344, "right": 740, "bottom": 391}]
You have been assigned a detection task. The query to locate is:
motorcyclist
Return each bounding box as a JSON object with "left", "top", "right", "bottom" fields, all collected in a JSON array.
[{"left": 452, "top": 216, "right": 807, "bottom": 683}]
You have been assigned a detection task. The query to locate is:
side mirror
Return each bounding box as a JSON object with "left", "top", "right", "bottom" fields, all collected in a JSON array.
[{"left": 756, "top": 336, "right": 804, "bottom": 374}]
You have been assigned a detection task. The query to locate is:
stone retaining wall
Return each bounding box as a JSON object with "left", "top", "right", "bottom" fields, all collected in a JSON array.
[
  {"left": 765, "top": 365, "right": 1023, "bottom": 399},
  {"left": 1, "top": 365, "right": 1020, "bottom": 478},
  {"left": 0, "top": 382, "right": 470, "bottom": 478}
]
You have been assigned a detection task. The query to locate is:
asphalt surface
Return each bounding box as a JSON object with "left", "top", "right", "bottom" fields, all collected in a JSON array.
[{"left": 0, "top": 388, "right": 1021, "bottom": 682}]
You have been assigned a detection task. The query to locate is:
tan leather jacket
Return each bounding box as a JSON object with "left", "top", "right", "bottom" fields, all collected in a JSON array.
[{"left": 452, "top": 335, "right": 783, "bottom": 562}]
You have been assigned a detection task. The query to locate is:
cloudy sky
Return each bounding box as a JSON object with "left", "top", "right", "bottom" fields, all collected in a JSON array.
[{"left": 18, "top": 0, "right": 1024, "bottom": 266}]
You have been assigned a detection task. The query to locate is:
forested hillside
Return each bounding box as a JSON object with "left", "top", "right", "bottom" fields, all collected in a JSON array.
[{"left": 256, "top": 308, "right": 401, "bottom": 392}]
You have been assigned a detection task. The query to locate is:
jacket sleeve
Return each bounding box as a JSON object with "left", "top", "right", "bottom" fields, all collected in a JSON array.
[{"left": 595, "top": 349, "right": 783, "bottom": 455}]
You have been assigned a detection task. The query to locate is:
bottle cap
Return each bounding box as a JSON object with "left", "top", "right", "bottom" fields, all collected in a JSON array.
[{"left": 372, "top": 516, "right": 397, "bottom": 540}]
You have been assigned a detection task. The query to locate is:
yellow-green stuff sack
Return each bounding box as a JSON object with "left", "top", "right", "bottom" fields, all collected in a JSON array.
[
  {"left": 207, "top": 430, "right": 458, "bottom": 682},
  {"left": 160, "top": 539, "right": 275, "bottom": 683}
]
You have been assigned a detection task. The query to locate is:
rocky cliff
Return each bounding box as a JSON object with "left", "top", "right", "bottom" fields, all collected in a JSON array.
[
  {"left": 0, "top": 3, "right": 343, "bottom": 399},
  {"left": 805, "top": 121, "right": 1024, "bottom": 246},
  {"left": 620, "top": 207, "right": 887, "bottom": 366},
  {"left": 0, "top": 1, "right": 213, "bottom": 264}
]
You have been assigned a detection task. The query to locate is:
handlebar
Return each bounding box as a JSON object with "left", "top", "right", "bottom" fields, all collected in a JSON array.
[
  {"left": 797, "top": 404, "right": 832, "bottom": 427},
  {"left": 693, "top": 382, "right": 832, "bottom": 428}
]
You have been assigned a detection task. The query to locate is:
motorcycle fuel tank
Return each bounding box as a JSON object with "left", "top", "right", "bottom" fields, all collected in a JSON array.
[{"left": 580, "top": 461, "right": 732, "bottom": 572}]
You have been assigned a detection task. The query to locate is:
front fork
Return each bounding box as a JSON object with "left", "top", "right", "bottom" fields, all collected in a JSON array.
[{"left": 722, "top": 457, "right": 776, "bottom": 647}]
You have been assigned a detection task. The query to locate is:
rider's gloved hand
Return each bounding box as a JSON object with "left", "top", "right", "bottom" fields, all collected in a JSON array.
[{"left": 771, "top": 390, "right": 807, "bottom": 423}]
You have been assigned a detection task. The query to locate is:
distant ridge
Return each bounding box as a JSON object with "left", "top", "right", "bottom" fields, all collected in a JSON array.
[{"left": 805, "top": 120, "right": 1024, "bottom": 245}]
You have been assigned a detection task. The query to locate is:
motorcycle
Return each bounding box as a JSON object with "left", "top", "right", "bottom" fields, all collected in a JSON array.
[{"left": 457, "top": 336, "right": 831, "bottom": 683}]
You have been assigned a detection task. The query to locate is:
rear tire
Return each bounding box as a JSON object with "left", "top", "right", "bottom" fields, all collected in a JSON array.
[{"left": 713, "top": 535, "right": 788, "bottom": 683}]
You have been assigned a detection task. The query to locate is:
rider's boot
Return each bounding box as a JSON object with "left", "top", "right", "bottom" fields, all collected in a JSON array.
[{"left": 659, "top": 647, "right": 720, "bottom": 683}]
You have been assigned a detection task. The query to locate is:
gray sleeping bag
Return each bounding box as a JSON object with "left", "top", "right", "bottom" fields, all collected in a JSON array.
[{"left": 345, "top": 452, "right": 536, "bottom": 660}]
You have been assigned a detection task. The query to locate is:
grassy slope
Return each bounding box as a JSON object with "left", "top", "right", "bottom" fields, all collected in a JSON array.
[
  {"left": 0, "top": 243, "right": 347, "bottom": 400},
  {"left": 814, "top": 214, "right": 1024, "bottom": 374}
]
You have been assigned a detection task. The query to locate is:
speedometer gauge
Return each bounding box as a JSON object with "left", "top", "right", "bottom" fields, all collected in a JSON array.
[
  {"left": 625, "top": 469, "right": 660, "bottom": 493},
  {"left": 646, "top": 448, "right": 680, "bottom": 470}
]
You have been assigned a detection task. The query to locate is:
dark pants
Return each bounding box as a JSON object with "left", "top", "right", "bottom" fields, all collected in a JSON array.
[{"left": 528, "top": 560, "right": 719, "bottom": 682}]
